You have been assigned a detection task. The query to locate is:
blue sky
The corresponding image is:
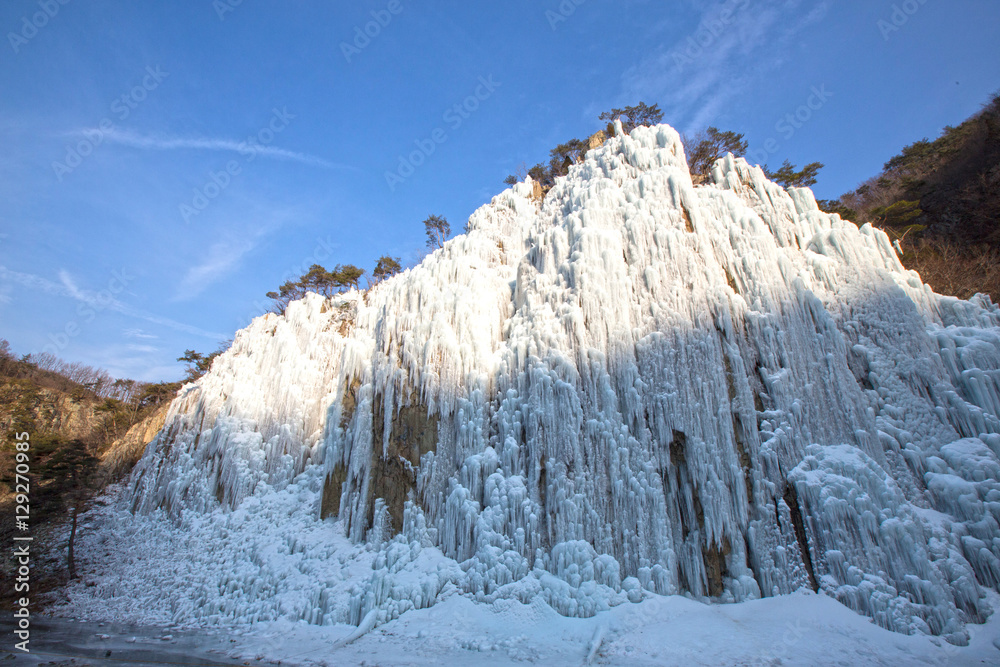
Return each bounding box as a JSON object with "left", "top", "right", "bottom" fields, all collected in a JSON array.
[{"left": 0, "top": 0, "right": 997, "bottom": 383}]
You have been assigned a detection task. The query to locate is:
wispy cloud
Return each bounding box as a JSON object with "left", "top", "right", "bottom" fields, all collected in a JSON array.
[
  {"left": 621, "top": 0, "right": 831, "bottom": 133},
  {"left": 124, "top": 327, "right": 158, "bottom": 340},
  {"left": 171, "top": 198, "right": 322, "bottom": 302},
  {"left": 173, "top": 237, "right": 258, "bottom": 302},
  {"left": 0, "top": 265, "right": 227, "bottom": 340},
  {"left": 58, "top": 269, "right": 98, "bottom": 303},
  {"left": 76, "top": 128, "right": 349, "bottom": 170}
]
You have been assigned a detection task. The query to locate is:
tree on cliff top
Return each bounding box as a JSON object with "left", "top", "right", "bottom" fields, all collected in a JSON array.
[
  {"left": 684, "top": 127, "right": 749, "bottom": 183},
  {"left": 765, "top": 160, "right": 825, "bottom": 188},
  {"left": 424, "top": 215, "right": 451, "bottom": 250},
  {"left": 372, "top": 256, "right": 402, "bottom": 284},
  {"left": 265, "top": 264, "right": 366, "bottom": 313},
  {"left": 599, "top": 102, "right": 664, "bottom": 135}
]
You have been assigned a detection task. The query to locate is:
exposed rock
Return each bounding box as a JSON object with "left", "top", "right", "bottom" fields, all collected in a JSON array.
[
  {"left": 587, "top": 130, "right": 607, "bottom": 150},
  {"left": 0, "top": 381, "right": 98, "bottom": 443},
  {"left": 366, "top": 391, "right": 438, "bottom": 533},
  {"left": 101, "top": 403, "right": 171, "bottom": 480}
]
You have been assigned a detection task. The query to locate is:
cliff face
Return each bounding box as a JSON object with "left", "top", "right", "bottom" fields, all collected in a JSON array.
[
  {"left": 0, "top": 381, "right": 98, "bottom": 519},
  {"left": 0, "top": 380, "right": 99, "bottom": 443},
  {"left": 100, "top": 403, "right": 171, "bottom": 480},
  {"left": 0, "top": 374, "right": 170, "bottom": 482},
  {"left": 84, "top": 123, "right": 1000, "bottom": 643}
]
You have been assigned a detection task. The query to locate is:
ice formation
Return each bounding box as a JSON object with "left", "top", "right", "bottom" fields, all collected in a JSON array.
[{"left": 105, "top": 122, "right": 1000, "bottom": 643}]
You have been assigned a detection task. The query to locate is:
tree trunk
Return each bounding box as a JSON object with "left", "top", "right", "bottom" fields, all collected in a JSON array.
[{"left": 67, "top": 503, "right": 78, "bottom": 579}]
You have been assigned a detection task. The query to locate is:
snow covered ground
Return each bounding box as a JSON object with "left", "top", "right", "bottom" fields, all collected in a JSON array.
[
  {"left": 15, "top": 590, "right": 1000, "bottom": 665},
  {"left": 35, "top": 482, "right": 1000, "bottom": 665},
  {"left": 213, "top": 589, "right": 1000, "bottom": 666}
]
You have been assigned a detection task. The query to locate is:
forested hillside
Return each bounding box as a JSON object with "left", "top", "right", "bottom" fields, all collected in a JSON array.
[
  {"left": 821, "top": 94, "right": 1000, "bottom": 300},
  {"left": 0, "top": 342, "right": 178, "bottom": 602}
]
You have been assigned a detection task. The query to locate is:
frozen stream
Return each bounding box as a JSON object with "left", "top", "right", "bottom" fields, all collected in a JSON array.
[{"left": 0, "top": 617, "right": 271, "bottom": 666}]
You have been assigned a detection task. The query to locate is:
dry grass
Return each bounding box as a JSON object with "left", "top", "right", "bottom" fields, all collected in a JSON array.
[{"left": 900, "top": 238, "right": 1000, "bottom": 302}]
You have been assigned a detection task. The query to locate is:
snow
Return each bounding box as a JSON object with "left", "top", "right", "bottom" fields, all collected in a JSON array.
[
  {"left": 50, "top": 121, "right": 1000, "bottom": 653},
  {"left": 24, "top": 588, "right": 1000, "bottom": 665}
]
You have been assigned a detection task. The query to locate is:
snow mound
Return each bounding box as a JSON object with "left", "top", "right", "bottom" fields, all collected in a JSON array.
[{"left": 62, "top": 122, "right": 1000, "bottom": 643}]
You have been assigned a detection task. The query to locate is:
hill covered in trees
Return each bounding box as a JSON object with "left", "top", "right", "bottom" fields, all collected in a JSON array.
[
  {"left": 0, "top": 342, "right": 181, "bottom": 603},
  {"left": 818, "top": 94, "right": 1000, "bottom": 301}
]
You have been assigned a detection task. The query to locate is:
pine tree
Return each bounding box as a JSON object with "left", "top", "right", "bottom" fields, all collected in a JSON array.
[
  {"left": 685, "top": 127, "right": 749, "bottom": 183},
  {"left": 599, "top": 102, "right": 664, "bottom": 134},
  {"left": 336, "top": 264, "right": 365, "bottom": 290},
  {"left": 36, "top": 439, "right": 100, "bottom": 579},
  {"left": 764, "top": 160, "right": 825, "bottom": 188},
  {"left": 548, "top": 138, "right": 587, "bottom": 178},
  {"left": 301, "top": 264, "right": 341, "bottom": 297},
  {"left": 372, "top": 256, "right": 402, "bottom": 283},
  {"left": 424, "top": 215, "right": 451, "bottom": 250}
]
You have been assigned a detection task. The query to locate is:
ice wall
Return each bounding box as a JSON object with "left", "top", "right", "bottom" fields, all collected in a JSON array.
[{"left": 126, "top": 122, "right": 1000, "bottom": 643}]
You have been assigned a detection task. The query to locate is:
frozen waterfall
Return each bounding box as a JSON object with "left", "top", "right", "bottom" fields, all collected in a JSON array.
[{"left": 96, "top": 121, "right": 1000, "bottom": 644}]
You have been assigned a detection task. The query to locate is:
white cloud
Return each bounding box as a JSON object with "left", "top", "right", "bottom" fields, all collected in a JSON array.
[
  {"left": 0, "top": 265, "right": 227, "bottom": 339},
  {"left": 171, "top": 198, "right": 319, "bottom": 302},
  {"left": 620, "top": 0, "right": 831, "bottom": 133},
  {"left": 124, "top": 327, "right": 158, "bottom": 339},
  {"left": 58, "top": 269, "right": 91, "bottom": 303},
  {"left": 172, "top": 237, "right": 258, "bottom": 302},
  {"left": 90, "top": 129, "right": 349, "bottom": 170},
  {"left": 0, "top": 265, "right": 67, "bottom": 297}
]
